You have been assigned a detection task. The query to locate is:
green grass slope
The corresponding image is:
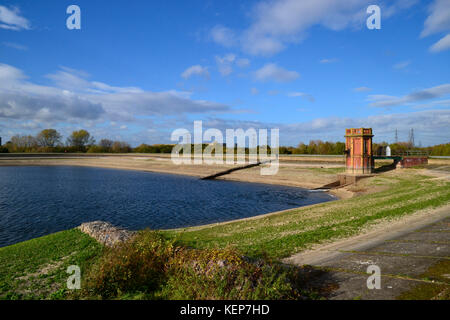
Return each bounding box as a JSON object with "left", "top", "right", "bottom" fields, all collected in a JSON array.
[
  {"left": 163, "top": 172, "right": 450, "bottom": 259},
  {"left": 0, "top": 229, "right": 103, "bottom": 299}
]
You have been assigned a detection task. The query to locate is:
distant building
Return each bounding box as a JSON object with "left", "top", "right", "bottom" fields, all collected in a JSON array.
[{"left": 344, "top": 128, "right": 374, "bottom": 174}]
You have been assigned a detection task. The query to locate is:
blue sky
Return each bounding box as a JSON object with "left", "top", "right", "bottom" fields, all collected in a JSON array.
[{"left": 0, "top": 0, "right": 449, "bottom": 146}]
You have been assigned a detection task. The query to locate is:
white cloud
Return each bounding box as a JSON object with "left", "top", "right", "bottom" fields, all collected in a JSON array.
[
  {"left": 382, "top": 0, "right": 419, "bottom": 18},
  {"left": 210, "top": 25, "right": 236, "bottom": 47},
  {"left": 241, "top": 0, "right": 372, "bottom": 55},
  {"left": 89, "top": 81, "right": 143, "bottom": 94},
  {"left": 421, "top": 0, "right": 450, "bottom": 38},
  {"left": 210, "top": 0, "right": 416, "bottom": 56},
  {"left": 0, "top": 63, "right": 233, "bottom": 124},
  {"left": 254, "top": 63, "right": 299, "bottom": 82},
  {"left": 354, "top": 86, "right": 372, "bottom": 92},
  {"left": 215, "top": 54, "right": 250, "bottom": 76},
  {"left": 368, "top": 83, "right": 450, "bottom": 107},
  {"left": 250, "top": 87, "right": 259, "bottom": 95},
  {"left": 288, "top": 92, "right": 315, "bottom": 102},
  {"left": 0, "top": 5, "right": 31, "bottom": 31},
  {"left": 320, "top": 58, "right": 339, "bottom": 64},
  {"left": 181, "top": 65, "right": 210, "bottom": 79},
  {"left": 236, "top": 58, "right": 250, "bottom": 68},
  {"left": 0, "top": 63, "right": 26, "bottom": 82},
  {"left": 47, "top": 67, "right": 142, "bottom": 94},
  {"left": 420, "top": 0, "right": 450, "bottom": 53},
  {"left": 46, "top": 67, "right": 92, "bottom": 91},
  {"left": 430, "top": 33, "right": 450, "bottom": 53},
  {"left": 215, "top": 54, "right": 236, "bottom": 76},
  {"left": 2, "top": 42, "right": 28, "bottom": 50},
  {"left": 412, "top": 99, "right": 450, "bottom": 109}
]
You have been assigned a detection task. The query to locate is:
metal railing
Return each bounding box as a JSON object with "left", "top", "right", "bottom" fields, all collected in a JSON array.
[{"left": 392, "top": 150, "right": 429, "bottom": 157}]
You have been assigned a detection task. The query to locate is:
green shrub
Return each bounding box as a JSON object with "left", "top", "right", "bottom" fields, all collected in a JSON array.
[
  {"left": 82, "top": 231, "right": 175, "bottom": 299},
  {"left": 87, "top": 145, "right": 104, "bottom": 153},
  {"left": 162, "top": 250, "right": 299, "bottom": 300},
  {"left": 80, "top": 230, "right": 306, "bottom": 300}
]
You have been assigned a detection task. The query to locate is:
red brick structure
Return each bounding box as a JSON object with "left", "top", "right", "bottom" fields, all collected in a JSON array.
[
  {"left": 399, "top": 157, "right": 428, "bottom": 168},
  {"left": 345, "top": 128, "right": 374, "bottom": 174}
]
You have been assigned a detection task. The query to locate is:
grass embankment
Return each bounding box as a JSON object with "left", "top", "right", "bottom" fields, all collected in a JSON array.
[
  {"left": 0, "top": 230, "right": 318, "bottom": 300},
  {"left": 0, "top": 229, "right": 102, "bottom": 299},
  {"left": 163, "top": 171, "right": 450, "bottom": 260}
]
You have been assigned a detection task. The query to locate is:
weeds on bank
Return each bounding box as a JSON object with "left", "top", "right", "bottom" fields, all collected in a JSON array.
[{"left": 77, "top": 230, "right": 314, "bottom": 300}]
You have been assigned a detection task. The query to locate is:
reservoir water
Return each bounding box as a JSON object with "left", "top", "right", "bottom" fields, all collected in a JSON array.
[{"left": 0, "top": 166, "right": 334, "bottom": 247}]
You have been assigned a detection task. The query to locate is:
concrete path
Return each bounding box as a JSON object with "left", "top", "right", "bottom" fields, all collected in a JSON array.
[{"left": 285, "top": 207, "right": 450, "bottom": 300}]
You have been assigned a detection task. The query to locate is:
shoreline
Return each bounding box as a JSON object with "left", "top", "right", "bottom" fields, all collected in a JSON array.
[{"left": 0, "top": 156, "right": 351, "bottom": 200}]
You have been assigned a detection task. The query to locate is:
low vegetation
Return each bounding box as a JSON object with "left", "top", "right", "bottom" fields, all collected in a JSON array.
[
  {"left": 77, "top": 231, "right": 316, "bottom": 300},
  {"left": 0, "top": 230, "right": 321, "bottom": 300},
  {"left": 163, "top": 171, "right": 450, "bottom": 259}
]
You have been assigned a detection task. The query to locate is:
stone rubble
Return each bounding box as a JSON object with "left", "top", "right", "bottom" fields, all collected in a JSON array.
[{"left": 78, "top": 221, "right": 136, "bottom": 247}]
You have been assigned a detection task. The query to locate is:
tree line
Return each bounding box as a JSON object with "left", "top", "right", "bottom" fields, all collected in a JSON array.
[
  {"left": 0, "top": 129, "right": 131, "bottom": 153},
  {"left": 1, "top": 129, "right": 449, "bottom": 156}
]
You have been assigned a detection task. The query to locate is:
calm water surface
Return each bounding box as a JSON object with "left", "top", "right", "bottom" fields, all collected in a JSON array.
[{"left": 0, "top": 166, "right": 334, "bottom": 247}]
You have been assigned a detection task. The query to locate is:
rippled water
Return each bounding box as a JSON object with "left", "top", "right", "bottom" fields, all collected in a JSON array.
[{"left": 0, "top": 166, "right": 334, "bottom": 247}]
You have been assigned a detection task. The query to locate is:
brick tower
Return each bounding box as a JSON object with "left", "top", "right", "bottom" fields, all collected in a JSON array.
[{"left": 344, "top": 128, "right": 374, "bottom": 174}]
